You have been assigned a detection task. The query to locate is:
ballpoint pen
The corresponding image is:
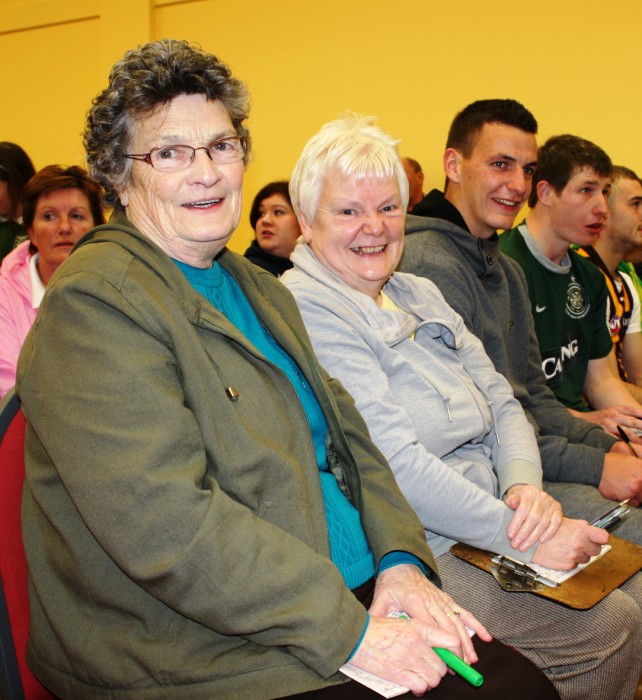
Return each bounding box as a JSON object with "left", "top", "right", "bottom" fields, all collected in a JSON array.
[
  {"left": 616, "top": 425, "right": 641, "bottom": 458},
  {"left": 590, "top": 499, "right": 631, "bottom": 529}
]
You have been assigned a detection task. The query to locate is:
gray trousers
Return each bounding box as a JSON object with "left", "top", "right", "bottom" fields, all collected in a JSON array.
[
  {"left": 438, "top": 551, "right": 642, "bottom": 700},
  {"left": 544, "top": 480, "right": 642, "bottom": 544}
]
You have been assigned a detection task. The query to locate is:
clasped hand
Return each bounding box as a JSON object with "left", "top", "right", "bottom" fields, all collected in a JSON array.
[
  {"left": 350, "top": 564, "right": 491, "bottom": 696},
  {"left": 503, "top": 483, "right": 563, "bottom": 552},
  {"left": 502, "top": 484, "right": 606, "bottom": 570},
  {"left": 531, "top": 517, "right": 608, "bottom": 570}
]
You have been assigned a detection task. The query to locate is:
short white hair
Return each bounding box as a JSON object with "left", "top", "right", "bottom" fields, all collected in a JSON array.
[{"left": 290, "top": 113, "right": 409, "bottom": 223}]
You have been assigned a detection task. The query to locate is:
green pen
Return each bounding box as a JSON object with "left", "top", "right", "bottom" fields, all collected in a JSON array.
[
  {"left": 433, "top": 647, "right": 484, "bottom": 687},
  {"left": 388, "top": 611, "right": 484, "bottom": 687}
]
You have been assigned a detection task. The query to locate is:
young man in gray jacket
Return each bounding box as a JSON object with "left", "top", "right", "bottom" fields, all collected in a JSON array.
[{"left": 399, "top": 99, "right": 642, "bottom": 541}]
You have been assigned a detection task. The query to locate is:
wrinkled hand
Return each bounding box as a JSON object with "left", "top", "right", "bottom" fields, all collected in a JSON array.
[
  {"left": 350, "top": 564, "right": 491, "bottom": 696},
  {"left": 599, "top": 451, "right": 642, "bottom": 506},
  {"left": 503, "top": 484, "right": 563, "bottom": 552},
  {"left": 350, "top": 616, "right": 455, "bottom": 696},
  {"left": 532, "top": 517, "right": 608, "bottom": 570},
  {"left": 570, "top": 405, "right": 642, "bottom": 436},
  {"left": 368, "top": 564, "right": 491, "bottom": 664}
]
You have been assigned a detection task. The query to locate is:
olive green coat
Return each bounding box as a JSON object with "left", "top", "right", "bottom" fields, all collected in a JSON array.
[{"left": 18, "top": 211, "right": 436, "bottom": 699}]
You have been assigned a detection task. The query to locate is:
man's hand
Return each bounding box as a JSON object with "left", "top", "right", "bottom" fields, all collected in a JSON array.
[
  {"left": 570, "top": 405, "right": 642, "bottom": 436},
  {"left": 350, "top": 564, "right": 491, "bottom": 696},
  {"left": 532, "top": 518, "right": 608, "bottom": 570},
  {"left": 503, "top": 484, "right": 563, "bottom": 551},
  {"left": 599, "top": 449, "right": 642, "bottom": 506}
]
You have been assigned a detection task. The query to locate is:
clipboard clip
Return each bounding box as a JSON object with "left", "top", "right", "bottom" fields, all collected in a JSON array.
[{"left": 490, "top": 555, "right": 559, "bottom": 592}]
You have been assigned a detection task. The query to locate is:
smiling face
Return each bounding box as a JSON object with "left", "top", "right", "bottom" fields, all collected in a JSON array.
[
  {"left": 544, "top": 166, "right": 610, "bottom": 250},
  {"left": 444, "top": 122, "right": 538, "bottom": 239},
  {"left": 119, "top": 93, "right": 244, "bottom": 267},
  {"left": 607, "top": 177, "right": 642, "bottom": 255},
  {"left": 28, "top": 188, "right": 95, "bottom": 285},
  {"left": 300, "top": 173, "right": 405, "bottom": 300},
  {"left": 255, "top": 193, "right": 301, "bottom": 259}
]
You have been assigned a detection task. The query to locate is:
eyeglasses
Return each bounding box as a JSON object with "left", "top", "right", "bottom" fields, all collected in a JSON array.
[{"left": 124, "top": 136, "right": 247, "bottom": 172}]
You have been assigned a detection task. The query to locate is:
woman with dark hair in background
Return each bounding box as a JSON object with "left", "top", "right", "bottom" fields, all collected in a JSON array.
[
  {"left": 0, "top": 164, "right": 104, "bottom": 396},
  {"left": 0, "top": 141, "right": 36, "bottom": 260},
  {"left": 244, "top": 180, "right": 301, "bottom": 276}
]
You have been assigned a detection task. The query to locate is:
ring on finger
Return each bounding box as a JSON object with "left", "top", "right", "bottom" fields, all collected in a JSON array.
[{"left": 446, "top": 610, "right": 461, "bottom": 618}]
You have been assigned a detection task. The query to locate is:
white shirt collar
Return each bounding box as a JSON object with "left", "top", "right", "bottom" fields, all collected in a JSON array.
[{"left": 28, "top": 252, "right": 46, "bottom": 309}]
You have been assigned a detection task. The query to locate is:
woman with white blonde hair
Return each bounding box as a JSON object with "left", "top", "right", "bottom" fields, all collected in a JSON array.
[{"left": 282, "top": 113, "right": 642, "bottom": 700}]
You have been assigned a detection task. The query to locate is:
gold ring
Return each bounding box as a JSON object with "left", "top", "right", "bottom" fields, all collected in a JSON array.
[{"left": 446, "top": 610, "right": 461, "bottom": 618}]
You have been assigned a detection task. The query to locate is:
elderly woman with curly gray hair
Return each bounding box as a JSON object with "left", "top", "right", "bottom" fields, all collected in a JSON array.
[{"left": 17, "top": 40, "right": 559, "bottom": 700}]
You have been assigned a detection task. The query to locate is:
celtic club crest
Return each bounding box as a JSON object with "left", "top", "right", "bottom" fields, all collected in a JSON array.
[{"left": 566, "top": 277, "right": 589, "bottom": 319}]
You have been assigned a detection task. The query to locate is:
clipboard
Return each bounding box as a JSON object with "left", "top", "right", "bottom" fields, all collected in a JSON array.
[{"left": 451, "top": 534, "right": 642, "bottom": 609}]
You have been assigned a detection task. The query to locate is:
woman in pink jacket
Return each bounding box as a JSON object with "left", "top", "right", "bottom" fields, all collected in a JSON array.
[{"left": 0, "top": 164, "right": 104, "bottom": 396}]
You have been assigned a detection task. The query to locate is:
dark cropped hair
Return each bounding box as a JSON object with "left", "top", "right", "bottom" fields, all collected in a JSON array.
[
  {"left": 0, "top": 141, "right": 36, "bottom": 222},
  {"left": 21, "top": 165, "right": 105, "bottom": 232},
  {"left": 249, "top": 181, "right": 292, "bottom": 230},
  {"left": 446, "top": 99, "right": 538, "bottom": 157},
  {"left": 84, "top": 39, "right": 251, "bottom": 207},
  {"left": 611, "top": 165, "right": 641, "bottom": 187},
  {"left": 528, "top": 134, "right": 612, "bottom": 208}
]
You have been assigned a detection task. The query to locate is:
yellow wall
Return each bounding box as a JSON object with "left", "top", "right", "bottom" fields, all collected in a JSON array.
[{"left": 2, "top": 0, "right": 640, "bottom": 253}]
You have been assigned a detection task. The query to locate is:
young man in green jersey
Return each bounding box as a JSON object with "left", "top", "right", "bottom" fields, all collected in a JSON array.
[{"left": 500, "top": 135, "right": 642, "bottom": 433}]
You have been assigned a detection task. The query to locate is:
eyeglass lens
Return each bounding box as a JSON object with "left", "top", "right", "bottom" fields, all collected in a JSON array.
[{"left": 151, "top": 138, "right": 245, "bottom": 171}]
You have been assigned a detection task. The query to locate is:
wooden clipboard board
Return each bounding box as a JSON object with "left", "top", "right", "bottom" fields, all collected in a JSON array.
[{"left": 451, "top": 534, "right": 642, "bottom": 609}]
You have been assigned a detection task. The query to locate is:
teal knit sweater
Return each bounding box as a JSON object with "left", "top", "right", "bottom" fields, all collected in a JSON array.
[{"left": 175, "top": 258, "right": 375, "bottom": 589}]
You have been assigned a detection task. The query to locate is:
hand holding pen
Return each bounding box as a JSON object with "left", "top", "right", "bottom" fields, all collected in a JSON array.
[
  {"left": 388, "top": 611, "right": 484, "bottom": 687},
  {"left": 617, "top": 425, "right": 641, "bottom": 458}
]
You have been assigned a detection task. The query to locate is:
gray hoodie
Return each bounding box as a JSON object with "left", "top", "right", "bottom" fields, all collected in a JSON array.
[
  {"left": 401, "top": 209, "right": 617, "bottom": 486},
  {"left": 283, "top": 244, "right": 542, "bottom": 560}
]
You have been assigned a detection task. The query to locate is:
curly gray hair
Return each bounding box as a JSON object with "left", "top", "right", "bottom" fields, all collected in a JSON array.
[{"left": 84, "top": 39, "right": 251, "bottom": 206}]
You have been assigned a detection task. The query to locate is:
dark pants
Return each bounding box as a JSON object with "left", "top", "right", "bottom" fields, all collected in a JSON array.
[
  {"left": 284, "top": 636, "right": 559, "bottom": 699},
  {"left": 283, "top": 578, "right": 559, "bottom": 699}
]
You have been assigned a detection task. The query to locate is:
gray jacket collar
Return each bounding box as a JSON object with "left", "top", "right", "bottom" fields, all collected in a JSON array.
[{"left": 404, "top": 213, "right": 502, "bottom": 281}]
